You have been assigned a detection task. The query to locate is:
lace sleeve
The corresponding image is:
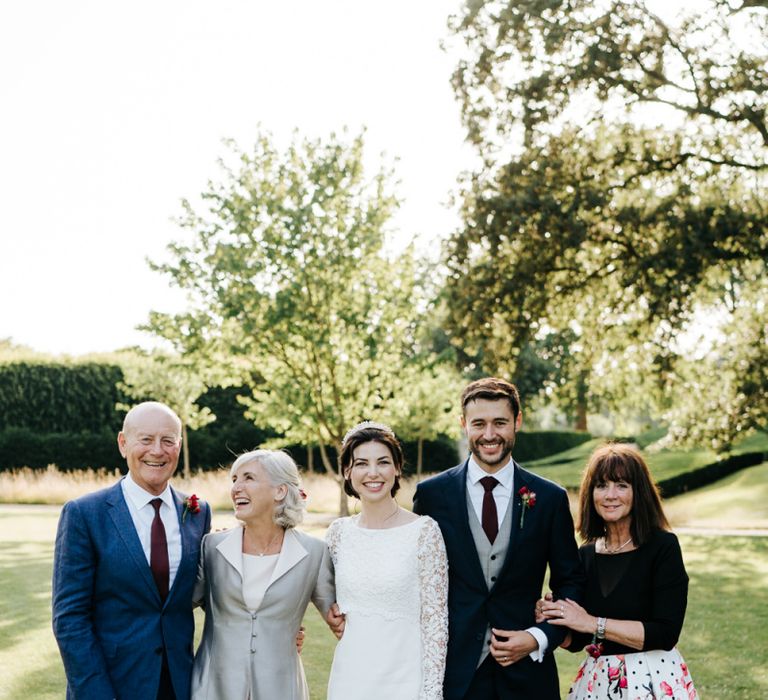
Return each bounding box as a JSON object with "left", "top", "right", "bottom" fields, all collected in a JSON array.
[
  {"left": 325, "top": 517, "right": 344, "bottom": 566},
  {"left": 417, "top": 517, "right": 448, "bottom": 700}
]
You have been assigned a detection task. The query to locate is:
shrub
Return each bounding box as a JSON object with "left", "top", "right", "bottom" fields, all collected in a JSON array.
[
  {"left": 513, "top": 430, "right": 592, "bottom": 463},
  {"left": 0, "top": 428, "right": 124, "bottom": 472}
]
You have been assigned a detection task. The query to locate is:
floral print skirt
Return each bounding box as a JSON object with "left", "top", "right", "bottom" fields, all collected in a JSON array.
[{"left": 566, "top": 647, "right": 698, "bottom": 700}]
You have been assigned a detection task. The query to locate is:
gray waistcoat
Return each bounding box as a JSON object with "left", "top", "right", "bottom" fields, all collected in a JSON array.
[{"left": 466, "top": 489, "right": 514, "bottom": 667}]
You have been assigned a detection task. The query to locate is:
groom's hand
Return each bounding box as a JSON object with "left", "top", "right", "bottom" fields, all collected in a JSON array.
[{"left": 490, "top": 629, "right": 538, "bottom": 666}]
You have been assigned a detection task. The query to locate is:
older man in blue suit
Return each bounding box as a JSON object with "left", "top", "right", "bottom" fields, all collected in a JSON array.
[
  {"left": 414, "top": 378, "right": 585, "bottom": 700},
  {"left": 52, "top": 401, "right": 211, "bottom": 700}
]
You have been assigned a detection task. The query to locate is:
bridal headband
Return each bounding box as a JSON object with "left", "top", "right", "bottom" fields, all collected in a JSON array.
[{"left": 341, "top": 420, "right": 396, "bottom": 447}]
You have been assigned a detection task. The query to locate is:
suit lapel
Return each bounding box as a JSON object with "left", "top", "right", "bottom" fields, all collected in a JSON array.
[
  {"left": 449, "top": 461, "right": 487, "bottom": 589},
  {"left": 498, "top": 462, "right": 529, "bottom": 578},
  {"left": 167, "top": 487, "right": 187, "bottom": 603},
  {"left": 266, "top": 528, "right": 308, "bottom": 589},
  {"left": 105, "top": 480, "right": 159, "bottom": 599},
  {"left": 216, "top": 526, "right": 245, "bottom": 579}
]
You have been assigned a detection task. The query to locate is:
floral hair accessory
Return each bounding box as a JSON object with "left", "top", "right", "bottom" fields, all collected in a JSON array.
[
  {"left": 341, "top": 420, "right": 396, "bottom": 447},
  {"left": 298, "top": 488, "right": 307, "bottom": 500},
  {"left": 518, "top": 486, "right": 536, "bottom": 528},
  {"left": 182, "top": 494, "right": 201, "bottom": 523}
]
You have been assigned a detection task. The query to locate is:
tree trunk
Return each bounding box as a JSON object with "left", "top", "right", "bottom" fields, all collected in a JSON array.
[
  {"left": 417, "top": 437, "right": 424, "bottom": 479},
  {"left": 575, "top": 372, "right": 589, "bottom": 432},
  {"left": 182, "top": 422, "right": 191, "bottom": 479},
  {"left": 319, "top": 441, "right": 348, "bottom": 516},
  {"left": 307, "top": 444, "right": 314, "bottom": 472}
]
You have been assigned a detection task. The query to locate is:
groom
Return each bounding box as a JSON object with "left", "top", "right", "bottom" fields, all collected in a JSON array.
[
  {"left": 413, "top": 377, "right": 584, "bottom": 699},
  {"left": 52, "top": 401, "right": 212, "bottom": 700}
]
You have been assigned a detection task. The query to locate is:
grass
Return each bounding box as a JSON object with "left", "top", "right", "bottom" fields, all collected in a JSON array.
[
  {"left": 525, "top": 430, "right": 768, "bottom": 491},
  {"left": 1, "top": 450, "right": 766, "bottom": 698},
  {"left": 2, "top": 500, "right": 767, "bottom": 700},
  {"left": 665, "top": 461, "right": 768, "bottom": 530}
]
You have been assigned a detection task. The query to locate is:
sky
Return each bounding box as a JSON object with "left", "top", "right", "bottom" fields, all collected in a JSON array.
[{"left": 0, "top": 0, "right": 472, "bottom": 356}]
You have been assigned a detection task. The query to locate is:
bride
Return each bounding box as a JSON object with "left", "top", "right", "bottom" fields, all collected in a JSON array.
[{"left": 326, "top": 421, "right": 448, "bottom": 700}]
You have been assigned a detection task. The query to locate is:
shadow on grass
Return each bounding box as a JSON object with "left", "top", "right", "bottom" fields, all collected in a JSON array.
[
  {"left": 679, "top": 536, "right": 768, "bottom": 699},
  {"left": 0, "top": 541, "right": 55, "bottom": 654}
]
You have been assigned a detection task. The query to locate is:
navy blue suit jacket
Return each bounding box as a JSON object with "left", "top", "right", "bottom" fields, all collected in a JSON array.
[
  {"left": 52, "top": 480, "right": 211, "bottom": 700},
  {"left": 414, "top": 460, "right": 584, "bottom": 700}
]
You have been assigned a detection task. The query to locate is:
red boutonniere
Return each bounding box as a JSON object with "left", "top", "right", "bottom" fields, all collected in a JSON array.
[
  {"left": 182, "top": 494, "right": 201, "bottom": 523},
  {"left": 518, "top": 486, "right": 536, "bottom": 528},
  {"left": 298, "top": 488, "right": 307, "bottom": 500}
]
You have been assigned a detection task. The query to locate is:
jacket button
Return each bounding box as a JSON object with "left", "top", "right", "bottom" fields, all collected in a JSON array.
[
  {"left": 490, "top": 554, "right": 497, "bottom": 560},
  {"left": 491, "top": 576, "right": 497, "bottom": 582}
]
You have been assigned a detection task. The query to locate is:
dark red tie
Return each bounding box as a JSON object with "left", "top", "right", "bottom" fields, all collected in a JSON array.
[
  {"left": 479, "top": 476, "right": 499, "bottom": 544},
  {"left": 150, "top": 499, "right": 169, "bottom": 601}
]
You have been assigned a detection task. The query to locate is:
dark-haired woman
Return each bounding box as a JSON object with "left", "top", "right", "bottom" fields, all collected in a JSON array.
[
  {"left": 325, "top": 421, "right": 448, "bottom": 700},
  {"left": 537, "top": 443, "right": 698, "bottom": 700}
]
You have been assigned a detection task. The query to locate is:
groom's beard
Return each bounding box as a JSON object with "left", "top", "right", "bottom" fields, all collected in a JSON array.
[{"left": 468, "top": 435, "right": 515, "bottom": 468}]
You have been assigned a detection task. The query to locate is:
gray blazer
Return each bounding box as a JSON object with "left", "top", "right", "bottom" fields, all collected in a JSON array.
[{"left": 191, "top": 526, "right": 335, "bottom": 700}]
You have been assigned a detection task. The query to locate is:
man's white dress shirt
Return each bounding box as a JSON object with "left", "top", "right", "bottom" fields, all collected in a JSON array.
[{"left": 121, "top": 473, "right": 182, "bottom": 590}]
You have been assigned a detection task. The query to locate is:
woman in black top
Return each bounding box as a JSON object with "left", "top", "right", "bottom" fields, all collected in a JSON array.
[{"left": 538, "top": 443, "right": 699, "bottom": 700}]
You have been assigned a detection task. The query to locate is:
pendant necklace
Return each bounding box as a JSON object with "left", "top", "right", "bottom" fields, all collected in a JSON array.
[
  {"left": 254, "top": 530, "right": 283, "bottom": 557},
  {"left": 603, "top": 536, "right": 632, "bottom": 554}
]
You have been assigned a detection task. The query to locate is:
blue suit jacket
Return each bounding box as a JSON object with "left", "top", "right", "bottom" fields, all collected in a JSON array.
[
  {"left": 413, "top": 460, "right": 585, "bottom": 700},
  {"left": 52, "top": 480, "right": 211, "bottom": 700}
]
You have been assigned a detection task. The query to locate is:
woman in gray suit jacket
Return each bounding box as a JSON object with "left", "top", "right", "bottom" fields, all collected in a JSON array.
[{"left": 191, "top": 449, "right": 335, "bottom": 700}]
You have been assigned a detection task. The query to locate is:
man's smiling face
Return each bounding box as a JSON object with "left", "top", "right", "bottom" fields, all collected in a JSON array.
[
  {"left": 118, "top": 404, "right": 181, "bottom": 495},
  {"left": 462, "top": 397, "right": 522, "bottom": 473}
]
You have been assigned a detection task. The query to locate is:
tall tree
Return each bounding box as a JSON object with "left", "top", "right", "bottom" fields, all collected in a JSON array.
[
  {"left": 387, "top": 360, "right": 464, "bottom": 477},
  {"left": 148, "top": 130, "right": 430, "bottom": 513},
  {"left": 444, "top": 1, "right": 768, "bottom": 441}
]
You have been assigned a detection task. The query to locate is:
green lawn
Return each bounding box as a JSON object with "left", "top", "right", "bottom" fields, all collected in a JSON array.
[
  {"left": 665, "top": 461, "right": 768, "bottom": 530},
  {"left": 1, "top": 505, "right": 766, "bottom": 699},
  {"left": 525, "top": 430, "right": 767, "bottom": 491}
]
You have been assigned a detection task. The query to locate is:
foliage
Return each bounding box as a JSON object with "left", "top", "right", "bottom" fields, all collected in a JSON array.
[
  {"left": 0, "top": 428, "right": 123, "bottom": 472},
  {"left": 514, "top": 430, "right": 592, "bottom": 464},
  {"left": 148, "top": 130, "right": 442, "bottom": 512},
  {"left": 387, "top": 361, "right": 464, "bottom": 475},
  {"left": 443, "top": 0, "right": 768, "bottom": 439},
  {"left": 0, "top": 361, "right": 125, "bottom": 433}
]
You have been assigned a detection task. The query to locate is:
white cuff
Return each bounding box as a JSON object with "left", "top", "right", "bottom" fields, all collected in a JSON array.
[{"left": 526, "top": 627, "right": 548, "bottom": 662}]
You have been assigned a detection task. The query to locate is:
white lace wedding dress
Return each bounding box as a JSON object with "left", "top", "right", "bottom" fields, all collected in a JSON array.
[{"left": 325, "top": 515, "right": 448, "bottom": 700}]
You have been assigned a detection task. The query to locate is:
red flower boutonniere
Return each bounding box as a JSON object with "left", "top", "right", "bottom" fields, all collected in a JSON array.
[
  {"left": 518, "top": 486, "right": 536, "bottom": 528},
  {"left": 298, "top": 488, "right": 307, "bottom": 501},
  {"left": 182, "top": 494, "right": 201, "bottom": 523}
]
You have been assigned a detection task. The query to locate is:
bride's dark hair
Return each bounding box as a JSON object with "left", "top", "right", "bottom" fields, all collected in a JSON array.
[{"left": 339, "top": 422, "right": 404, "bottom": 499}]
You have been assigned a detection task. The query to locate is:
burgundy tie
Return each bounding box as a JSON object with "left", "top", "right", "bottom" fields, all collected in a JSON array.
[
  {"left": 150, "top": 499, "right": 170, "bottom": 601},
  {"left": 479, "top": 476, "right": 499, "bottom": 544}
]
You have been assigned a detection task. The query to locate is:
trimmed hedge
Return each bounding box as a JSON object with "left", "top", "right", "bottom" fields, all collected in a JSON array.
[
  {"left": 0, "top": 427, "right": 124, "bottom": 471},
  {"left": 0, "top": 361, "right": 126, "bottom": 433},
  {"left": 513, "top": 430, "right": 592, "bottom": 463},
  {"left": 657, "top": 451, "right": 766, "bottom": 497}
]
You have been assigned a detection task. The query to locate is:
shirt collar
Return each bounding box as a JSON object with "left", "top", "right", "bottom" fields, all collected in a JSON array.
[
  {"left": 123, "top": 472, "right": 174, "bottom": 510},
  {"left": 467, "top": 455, "right": 515, "bottom": 490}
]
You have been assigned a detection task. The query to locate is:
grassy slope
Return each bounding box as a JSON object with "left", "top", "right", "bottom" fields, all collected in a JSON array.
[
  {"left": 524, "top": 431, "right": 767, "bottom": 491},
  {"left": 665, "top": 461, "right": 768, "bottom": 530}
]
